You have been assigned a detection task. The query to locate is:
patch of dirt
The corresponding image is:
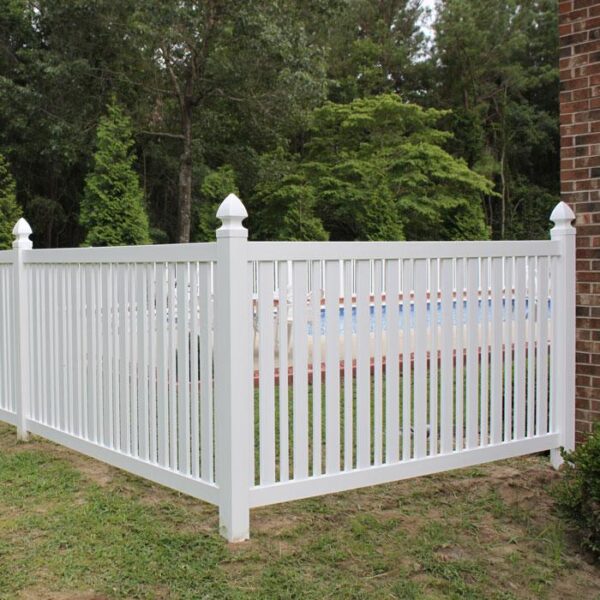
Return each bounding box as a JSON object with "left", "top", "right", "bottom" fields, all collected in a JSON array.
[
  {"left": 19, "top": 590, "right": 108, "bottom": 600},
  {"left": 548, "top": 560, "right": 600, "bottom": 599},
  {"left": 496, "top": 466, "right": 560, "bottom": 512}
]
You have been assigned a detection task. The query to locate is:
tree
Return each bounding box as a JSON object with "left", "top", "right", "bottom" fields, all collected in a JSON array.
[
  {"left": 326, "top": 0, "right": 428, "bottom": 102},
  {"left": 80, "top": 101, "right": 150, "bottom": 246},
  {"left": 0, "top": 152, "right": 22, "bottom": 249},
  {"left": 430, "top": 0, "right": 559, "bottom": 239},
  {"left": 137, "top": 0, "right": 330, "bottom": 242},
  {"left": 252, "top": 95, "right": 493, "bottom": 241}
]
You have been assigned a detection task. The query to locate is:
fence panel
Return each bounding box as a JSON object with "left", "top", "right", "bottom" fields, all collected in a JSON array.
[
  {"left": 247, "top": 238, "right": 563, "bottom": 510},
  {"left": 0, "top": 197, "right": 576, "bottom": 541},
  {"left": 23, "top": 249, "right": 218, "bottom": 503}
]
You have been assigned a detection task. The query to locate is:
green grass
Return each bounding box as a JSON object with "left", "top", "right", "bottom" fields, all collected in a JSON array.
[{"left": 1, "top": 423, "right": 599, "bottom": 599}]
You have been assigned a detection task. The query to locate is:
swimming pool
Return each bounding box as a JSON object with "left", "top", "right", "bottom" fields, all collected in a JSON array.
[{"left": 306, "top": 298, "right": 549, "bottom": 335}]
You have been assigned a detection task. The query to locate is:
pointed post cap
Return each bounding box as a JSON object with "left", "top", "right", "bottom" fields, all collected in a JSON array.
[
  {"left": 216, "top": 193, "right": 248, "bottom": 239},
  {"left": 12, "top": 218, "right": 33, "bottom": 249},
  {"left": 550, "top": 201, "right": 576, "bottom": 236}
]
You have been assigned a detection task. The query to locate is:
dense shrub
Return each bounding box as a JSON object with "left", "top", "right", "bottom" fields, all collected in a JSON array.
[{"left": 553, "top": 425, "right": 600, "bottom": 557}]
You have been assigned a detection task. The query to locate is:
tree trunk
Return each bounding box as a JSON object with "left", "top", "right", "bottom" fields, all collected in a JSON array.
[{"left": 177, "top": 100, "right": 193, "bottom": 243}]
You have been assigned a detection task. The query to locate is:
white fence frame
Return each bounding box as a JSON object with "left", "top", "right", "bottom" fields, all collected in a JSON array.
[{"left": 0, "top": 196, "right": 575, "bottom": 542}]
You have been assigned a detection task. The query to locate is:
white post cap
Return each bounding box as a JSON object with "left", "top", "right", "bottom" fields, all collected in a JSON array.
[
  {"left": 12, "top": 218, "right": 33, "bottom": 249},
  {"left": 550, "top": 201, "right": 576, "bottom": 236},
  {"left": 216, "top": 193, "right": 248, "bottom": 239}
]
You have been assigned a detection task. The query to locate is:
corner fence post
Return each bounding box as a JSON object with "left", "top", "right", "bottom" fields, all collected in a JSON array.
[
  {"left": 214, "top": 193, "right": 252, "bottom": 541},
  {"left": 550, "top": 201, "right": 576, "bottom": 468},
  {"left": 12, "top": 218, "right": 33, "bottom": 440}
]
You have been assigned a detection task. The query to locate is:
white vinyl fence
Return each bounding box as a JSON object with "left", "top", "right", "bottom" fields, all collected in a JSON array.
[{"left": 0, "top": 196, "right": 575, "bottom": 541}]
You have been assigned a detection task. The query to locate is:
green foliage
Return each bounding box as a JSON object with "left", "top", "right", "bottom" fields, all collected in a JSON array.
[
  {"left": 326, "top": 0, "right": 427, "bottom": 102},
  {"left": 80, "top": 101, "right": 150, "bottom": 246},
  {"left": 254, "top": 95, "right": 492, "bottom": 241},
  {"left": 194, "top": 165, "right": 239, "bottom": 242},
  {"left": 25, "top": 196, "right": 66, "bottom": 248},
  {"left": 0, "top": 152, "right": 22, "bottom": 249},
  {"left": 0, "top": 0, "right": 559, "bottom": 245},
  {"left": 431, "top": 0, "right": 559, "bottom": 239},
  {"left": 553, "top": 425, "right": 600, "bottom": 558},
  {"left": 253, "top": 173, "right": 328, "bottom": 241}
]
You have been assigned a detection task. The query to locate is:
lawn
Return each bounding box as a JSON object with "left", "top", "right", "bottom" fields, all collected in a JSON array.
[{"left": 0, "top": 422, "right": 599, "bottom": 600}]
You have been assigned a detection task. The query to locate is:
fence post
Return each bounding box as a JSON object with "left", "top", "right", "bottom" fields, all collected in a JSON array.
[
  {"left": 214, "top": 193, "right": 252, "bottom": 541},
  {"left": 12, "top": 218, "right": 33, "bottom": 441},
  {"left": 549, "top": 201, "right": 576, "bottom": 468}
]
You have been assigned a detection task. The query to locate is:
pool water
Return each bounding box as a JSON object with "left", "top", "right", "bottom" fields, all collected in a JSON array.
[{"left": 306, "top": 298, "right": 550, "bottom": 335}]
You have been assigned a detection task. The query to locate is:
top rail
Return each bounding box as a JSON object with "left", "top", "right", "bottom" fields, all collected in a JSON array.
[
  {"left": 20, "top": 242, "right": 217, "bottom": 264},
  {"left": 246, "top": 239, "right": 560, "bottom": 261}
]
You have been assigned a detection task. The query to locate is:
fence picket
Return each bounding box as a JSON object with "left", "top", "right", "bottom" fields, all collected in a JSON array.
[
  {"left": 490, "top": 257, "right": 503, "bottom": 445},
  {"left": 311, "top": 260, "right": 322, "bottom": 476},
  {"left": 527, "top": 256, "right": 537, "bottom": 438},
  {"left": 503, "top": 258, "right": 514, "bottom": 442},
  {"left": 480, "top": 259, "right": 489, "bottom": 446},
  {"left": 514, "top": 257, "right": 527, "bottom": 440},
  {"left": 356, "top": 259, "right": 371, "bottom": 468},
  {"left": 537, "top": 257, "right": 549, "bottom": 435},
  {"left": 440, "top": 258, "right": 453, "bottom": 454},
  {"left": 466, "top": 257, "right": 479, "bottom": 449},
  {"left": 413, "top": 259, "right": 427, "bottom": 459},
  {"left": 343, "top": 260, "right": 354, "bottom": 470},
  {"left": 258, "top": 261, "right": 276, "bottom": 484},
  {"left": 401, "top": 259, "right": 413, "bottom": 460},
  {"left": 277, "top": 261, "right": 290, "bottom": 482},
  {"left": 385, "top": 259, "right": 400, "bottom": 463},
  {"left": 292, "top": 261, "right": 309, "bottom": 479},
  {"left": 455, "top": 259, "right": 465, "bottom": 451},
  {"left": 325, "top": 259, "right": 341, "bottom": 474}
]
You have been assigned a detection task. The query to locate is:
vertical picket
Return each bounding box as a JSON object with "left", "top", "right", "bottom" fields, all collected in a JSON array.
[
  {"left": 137, "top": 266, "right": 148, "bottom": 460},
  {"left": 258, "top": 261, "right": 276, "bottom": 484},
  {"left": 401, "top": 259, "right": 413, "bottom": 459},
  {"left": 311, "top": 260, "right": 322, "bottom": 476},
  {"left": 176, "top": 262, "right": 190, "bottom": 474},
  {"left": 526, "top": 256, "right": 537, "bottom": 438},
  {"left": 126, "top": 268, "right": 135, "bottom": 455},
  {"left": 455, "top": 259, "right": 465, "bottom": 451},
  {"left": 413, "top": 259, "right": 427, "bottom": 459},
  {"left": 277, "top": 261, "right": 290, "bottom": 482},
  {"left": 325, "top": 259, "right": 341, "bottom": 474},
  {"left": 102, "top": 264, "right": 113, "bottom": 447},
  {"left": 514, "top": 257, "right": 527, "bottom": 440},
  {"left": 189, "top": 263, "right": 200, "bottom": 478},
  {"left": 343, "top": 260, "right": 354, "bottom": 470},
  {"left": 537, "top": 256, "right": 549, "bottom": 436},
  {"left": 429, "top": 259, "right": 439, "bottom": 456},
  {"left": 490, "top": 257, "right": 503, "bottom": 445},
  {"left": 199, "top": 262, "right": 213, "bottom": 481},
  {"left": 465, "top": 257, "right": 479, "bottom": 449},
  {"left": 356, "top": 259, "right": 371, "bottom": 468},
  {"left": 292, "top": 260, "right": 309, "bottom": 479},
  {"left": 480, "top": 258, "right": 490, "bottom": 446},
  {"left": 385, "top": 259, "right": 400, "bottom": 463},
  {"left": 503, "top": 258, "right": 514, "bottom": 442},
  {"left": 439, "top": 258, "right": 453, "bottom": 454},
  {"left": 168, "top": 263, "right": 178, "bottom": 469},
  {"left": 147, "top": 263, "right": 157, "bottom": 462},
  {"left": 157, "top": 264, "right": 169, "bottom": 464}
]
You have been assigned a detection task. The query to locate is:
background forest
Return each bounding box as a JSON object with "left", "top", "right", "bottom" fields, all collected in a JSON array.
[{"left": 0, "top": 0, "right": 559, "bottom": 248}]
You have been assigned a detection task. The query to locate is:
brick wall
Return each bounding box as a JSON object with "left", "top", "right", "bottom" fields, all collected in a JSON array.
[{"left": 559, "top": 0, "right": 600, "bottom": 442}]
